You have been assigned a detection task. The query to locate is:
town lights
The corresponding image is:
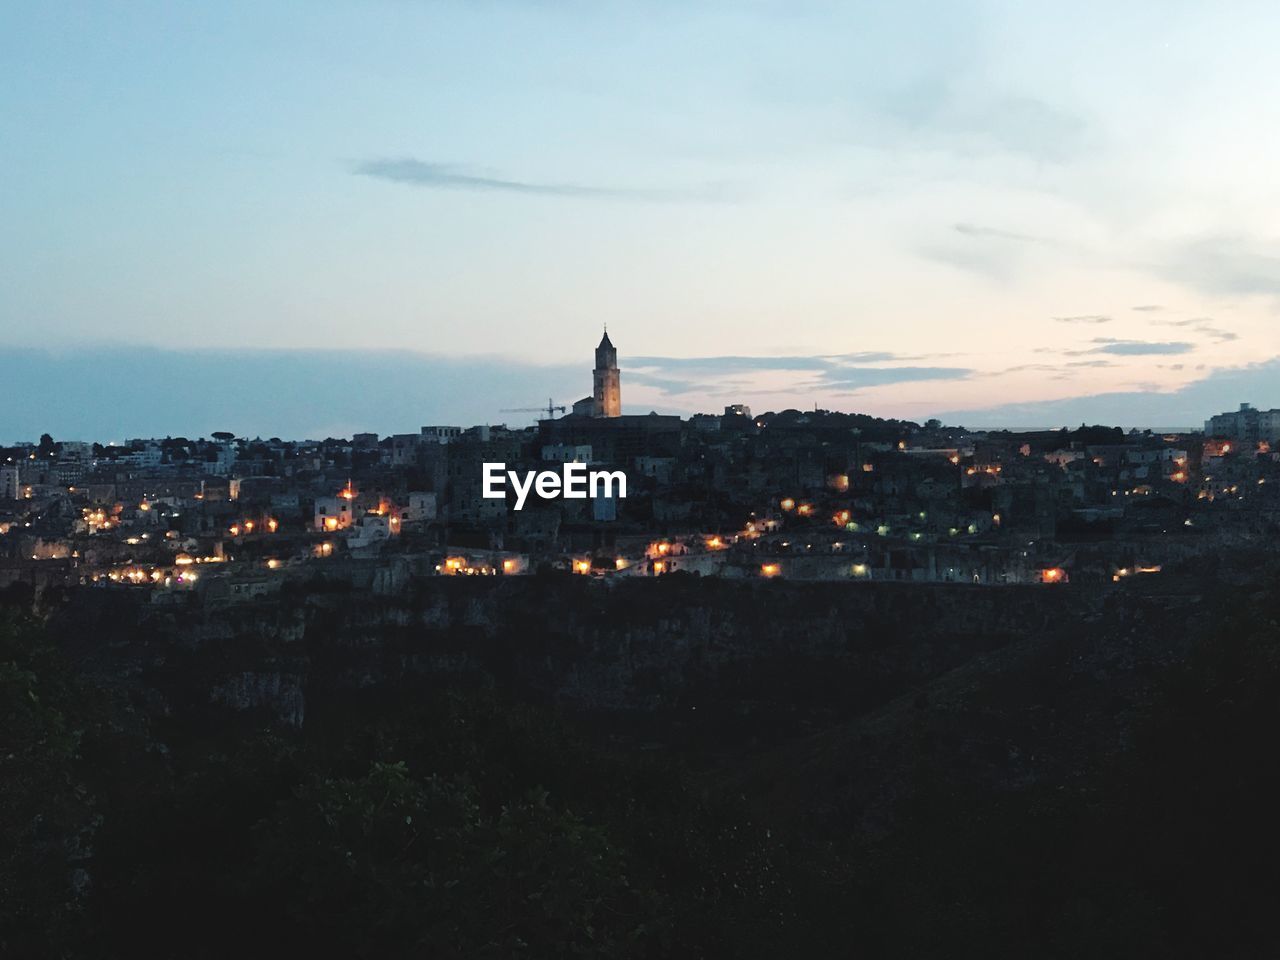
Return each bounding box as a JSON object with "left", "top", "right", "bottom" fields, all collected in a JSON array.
[
  {"left": 780, "top": 498, "right": 795, "bottom": 511},
  {"left": 760, "top": 563, "right": 780, "bottom": 577},
  {"left": 267, "top": 518, "right": 278, "bottom": 532},
  {"left": 1041, "top": 568, "right": 1066, "bottom": 584},
  {"left": 573, "top": 560, "right": 591, "bottom": 575}
]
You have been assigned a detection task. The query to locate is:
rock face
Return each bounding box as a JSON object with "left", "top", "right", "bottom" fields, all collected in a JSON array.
[{"left": 51, "top": 575, "right": 1106, "bottom": 739}]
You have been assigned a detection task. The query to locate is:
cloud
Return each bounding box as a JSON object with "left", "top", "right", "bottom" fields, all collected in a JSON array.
[
  {"left": 1131, "top": 304, "right": 1163, "bottom": 312},
  {"left": 934, "top": 357, "right": 1280, "bottom": 430},
  {"left": 0, "top": 346, "right": 586, "bottom": 441},
  {"left": 353, "top": 158, "right": 730, "bottom": 202},
  {"left": 623, "top": 353, "right": 972, "bottom": 398},
  {"left": 1149, "top": 316, "right": 1239, "bottom": 343},
  {"left": 1159, "top": 236, "right": 1280, "bottom": 296},
  {"left": 1054, "top": 314, "right": 1112, "bottom": 325},
  {"left": 925, "top": 220, "right": 1072, "bottom": 280},
  {"left": 953, "top": 222, "right": 1042, "bottom": 244},
  {"left": 878, "top": 81, "right": 1088, "bottom": 163},
  {"left": 630, "top": 354, "right": 838, "bottom": 373},
  {"left": 1088, "top": 338, "right": 1195, "bottom": 356},
  {"left": 815, "top": 366, "right": 973, "bottom": 391}
]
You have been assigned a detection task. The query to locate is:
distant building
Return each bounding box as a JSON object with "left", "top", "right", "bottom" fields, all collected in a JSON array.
[
  {"left": 592, "top": 329, "right": 622, "bottom": 418},
  {"left": 421, "top": 425, "right": 462, "bottom": 444},
  {"left": 1, "top": 463, "right": 19, "bottom": 500},
  {"left": 389, "top": 433, "right": 421, "bottom": 467},
  {"left": 314, "top": 495, "right": 355, "bottom": 532},
  {"left": 541, "top": 443, "right": 593, "bottom": 463},
  {"left": 570, "top": 329, "right": 623, "bottom": 418},
  {"left": 1205, "top": 403, "right": 1280, "bottom": 443}
]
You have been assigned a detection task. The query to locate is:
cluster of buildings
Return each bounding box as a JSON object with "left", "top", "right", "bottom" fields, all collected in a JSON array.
[{"left": 3, "top": 335, "right": 1279, "bottom": 606}]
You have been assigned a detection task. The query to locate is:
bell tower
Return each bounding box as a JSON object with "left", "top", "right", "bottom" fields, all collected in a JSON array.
[{"left": 592, "top": 328, "right": 621, "bottom": 418}]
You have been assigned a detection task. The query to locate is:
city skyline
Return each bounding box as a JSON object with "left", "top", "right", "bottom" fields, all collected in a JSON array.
[{"left": 5, "top": 2, "right": 1280, "bottom": 437}]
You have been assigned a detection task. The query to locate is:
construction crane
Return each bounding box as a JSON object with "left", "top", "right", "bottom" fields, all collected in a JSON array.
[{"left": 499, "top": 398, "right": 567, "bottom": 421}]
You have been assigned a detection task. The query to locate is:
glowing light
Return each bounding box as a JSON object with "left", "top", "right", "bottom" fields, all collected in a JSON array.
[
  {"left": 503, "top": 559, "right": 517, "bottom": 573},
  {"left": 324, "top": 517, "right": 339, "bottom": 532},
  {"left": 760, "top": 563, "right": 780, "bottom": 577},
  {"left": 653, "top": 560, "right": 666, "bottom": 574},
  {"left": 1041, "top": 567, "right": 1066, "bottom": 584},
  {"left": 267, "top": 518, "right": 279, "bottom": 533},
  {"left": 851, "top": 563, "right": 868, "bottom": 577},
  {"left": 229, "top": 524, "right": 241, "bottom": 536},
  {"left": 780, "top": 498, "right": 796, "bottom": 511},
  {"left": 574, "top": 559, "right": 591, "bottom": 574}
]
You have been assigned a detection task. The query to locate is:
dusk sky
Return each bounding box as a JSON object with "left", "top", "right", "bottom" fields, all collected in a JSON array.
[{"left": 4, "top": 1, "right": 1280, "bottom": 440}]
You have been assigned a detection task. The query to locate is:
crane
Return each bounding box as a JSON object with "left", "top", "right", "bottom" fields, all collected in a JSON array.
[{"left": 499, "top": 398, "right": 567, "bottom": 421}]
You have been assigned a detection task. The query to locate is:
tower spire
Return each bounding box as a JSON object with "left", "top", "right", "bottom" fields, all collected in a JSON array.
[{"left": 592, "top": 326, "right": 621, "bottom": 417}]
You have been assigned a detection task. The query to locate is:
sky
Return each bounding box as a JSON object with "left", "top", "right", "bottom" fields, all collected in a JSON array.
[{"left": 3, "top": 1, "right": 1280, "bottom": 440}]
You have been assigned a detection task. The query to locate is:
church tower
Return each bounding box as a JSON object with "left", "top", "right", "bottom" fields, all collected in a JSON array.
[{"left": 592, "top": 328, "right": 621, "bottom": 418}]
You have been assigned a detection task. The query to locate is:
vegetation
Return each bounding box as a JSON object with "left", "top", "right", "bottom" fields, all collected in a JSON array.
[{"left": 3, "top": 575, "right": 1280, "bottom": 957}]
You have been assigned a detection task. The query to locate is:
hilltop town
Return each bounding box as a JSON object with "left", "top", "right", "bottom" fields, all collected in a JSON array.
[{"left": 3, "top": 333, "right": 1279, "bottom": 607}]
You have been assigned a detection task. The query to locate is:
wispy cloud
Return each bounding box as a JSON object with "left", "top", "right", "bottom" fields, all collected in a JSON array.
[
  {"left": 1159, "top": 236, "right": 1280, "bottom": 296},
  {"left": 353, "top": 158, "right": 731, "bottom": 203},
  {"left": 953, "top": 222, "right": 1042, "bottom": 244},
  {"left": 626, "top": 353, "right": 973, "bottom": 397},
  {"left": 935, "top": 357, "right": 1280, "bottom": 429},
  {"left": 1150, "top": 317, "right": 1238, "bottom": 343},
  {"left": 816, "top": 366, "right": 973, "bottom": 391},
  {"left": 1054, "top": 314, "right": 1112, "bottom": 325},
  {"left": 1088, "top": 338, "right": 1195, "bottom": 356}
]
